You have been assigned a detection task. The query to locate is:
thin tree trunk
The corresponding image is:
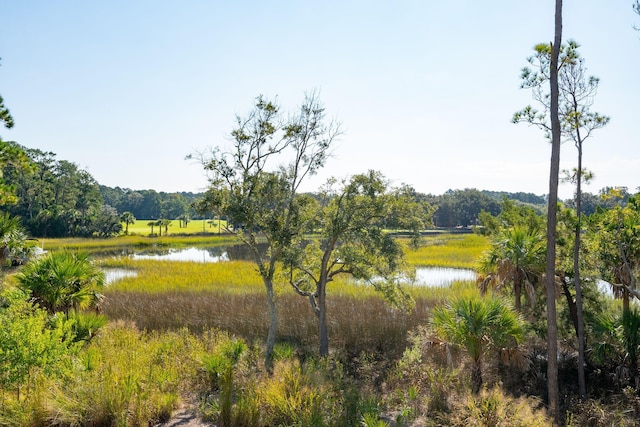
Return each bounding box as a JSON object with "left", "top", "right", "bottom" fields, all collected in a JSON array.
[
  {"left": 515, "top": 278, "right": 522, "bottom": 312},
  {"left": 264, "top": 280, "right": 277, "bottom": 374},
  {"left": 546, "top": 0, "right": 562, "bottom": 423},
  {"left": 471, "top": 360, "right": 483, "bottom": 394},
  {"left": 574, "top": 144, "right": 586, "bottom": 400},
  {"left": 318, "top": 283, "right": 329, "bottom": 356}
]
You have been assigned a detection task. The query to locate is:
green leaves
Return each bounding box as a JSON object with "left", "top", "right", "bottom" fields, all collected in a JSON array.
[
  {"left": 430, "top": 295, "right": 526, "bottom": 393},
  {"left": 16, "top": 250, "right": 105, "bottom": 315},
  {"left": 0, "top": 288, "right": 78, "bottom": 398}
]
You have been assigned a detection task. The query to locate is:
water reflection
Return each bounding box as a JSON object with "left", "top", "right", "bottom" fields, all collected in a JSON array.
[
  {"left": 133, "top": 246, "right": 229, "bottom": 263},
  {"left": 104, "top": 268, "right": 138, "bottom": 284},
  {"left": 414, "top": 267, "right": 477, "bottom": 287}
]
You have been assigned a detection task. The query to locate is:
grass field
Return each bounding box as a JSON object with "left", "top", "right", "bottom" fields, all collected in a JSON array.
[{"left": 125, "top": 218, "right": 228, "bottom": 236}]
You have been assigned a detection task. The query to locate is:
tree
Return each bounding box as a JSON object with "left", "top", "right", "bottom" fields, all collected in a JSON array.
[
  {"left": 0, "top": 59, "right": 14, "bottom": 130},
  {"left": 589, "top": 192, "right": 640, "bottom": 311},
  {"left": 92, "top": 204, "right": 123, "bottom": 237},
  {"left": 0, "top": 211, "right": 34, "bottom": 266},
  {"left": 16, "top": 251, "right": 105, "bottom": 317},
  {"left": 282, "top": 171, "right": 431, "bottom": 356},
  {"left": 147, "top": 221, "right": 156, "bottom": 235},
  {"left": 0, "top": 94, "right": 13, "bottom": 130},
  {"left": 517, "top": 40, "right": 609, "bottom": 400},
  {"left": 0, "top": 138, "right": 34, "bottom": 206},
  {"left": 512, "top": 1, "right": 563, "bottom": 418},
  {"left": 479, "top": 224, "right": 546, "bottom": 312},
  {"left": 120, "top": 211, "right": 136, "bottom": 234},
  {"left": 431, "top": 295, "right": 526, "bottom": 394},
  {"left": 194, "top": 92, "right": 340, "bottom": 371}
]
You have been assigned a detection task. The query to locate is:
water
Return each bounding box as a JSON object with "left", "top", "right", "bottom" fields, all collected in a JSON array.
[
  {"left": 132, "top": 247, "right": 229, "bottom": 263},
  {"left": 104, "top": 268, "right": 138, "bottom": 284},
  {"left": 414, "top": 267, "right": 477, "bottom": 287},
  {"left": 105, "top": 246, "right": 477, "bottom": 287}
]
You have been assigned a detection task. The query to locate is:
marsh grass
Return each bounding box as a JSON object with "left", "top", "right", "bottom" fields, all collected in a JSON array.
[
  {"left": 42, "top": 234, "right": 236, "bottom": 252},
  {"left": 101, "top": 257, "right": 478, "bottom": 362},
  {"left": 402, "top": 233, "right": 489, "bottom": 268},
  {"left": 101, "top": 259, "right": 265, "bottom": 293}
]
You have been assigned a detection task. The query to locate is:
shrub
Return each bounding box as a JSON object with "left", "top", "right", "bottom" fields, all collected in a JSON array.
[{"left": 449, "top": 387, "right": 551, "bottom": 426}]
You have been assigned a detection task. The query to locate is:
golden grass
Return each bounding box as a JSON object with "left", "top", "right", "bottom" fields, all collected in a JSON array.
[
  {"left": 402, "top": 233, "right": 490, "bottom": 269},
  {"left": 101, "top": 259, "right": 264, "bottom": 294},
  {"left": 42, "top": 234, "right": 236, "bottom": 252}
]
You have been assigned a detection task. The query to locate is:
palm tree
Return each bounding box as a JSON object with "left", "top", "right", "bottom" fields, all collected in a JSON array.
[
  {"left": 120, "top": 211, "right": 136, "bottom": 235},
  {"left": 479, "top": 225, "right": 546, "bottom": 311},
  {"left": 16, "top": 251, "right": 105, "bottom": 316},
  {"left": 0, "top": 212, "right": 33, "bottom": 266},
  {"left": 431, "top": 295, "right": 525, "bottom": 394}
]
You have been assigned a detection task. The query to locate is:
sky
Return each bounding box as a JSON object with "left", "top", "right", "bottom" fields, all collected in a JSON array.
[{"left": 1, "top": 1, "right": 638, "bottom": 200}]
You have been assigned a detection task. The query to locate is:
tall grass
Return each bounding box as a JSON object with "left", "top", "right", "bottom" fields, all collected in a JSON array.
[
  {"left": 101, "top": 259, "right": 264, "bottom": 293},
  {"left": 402, "top": 233, "right": 490, "bottom": 268}
]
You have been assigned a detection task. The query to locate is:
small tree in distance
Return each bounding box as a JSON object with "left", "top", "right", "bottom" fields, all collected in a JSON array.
[{"left": 120, "top": 211, "right": 136, "bottom": 234}]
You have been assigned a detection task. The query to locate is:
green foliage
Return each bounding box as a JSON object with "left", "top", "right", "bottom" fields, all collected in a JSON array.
[
  {"left": 431, "top": 295, "right": 526, "bottom": 393},
  {"left": 587, "top": 193, "right": 640, "bottom": 306},
  {"left": 0, "top": 288, "right": 78, "bottom": 401},
  {"left": 0, "top": 211, "right": 34, "bottom": 267},
  {"left": 0, "top": 93, "right": 14, "bottom": 129},
  {"left": 1, "top": 142, "right": 119, "bottom": 237},
  {"left": 590, "top": 308, "right": 640, "bottom": 386},
  {"left": 449, "top": 387, "right": 551, "bottom": 426},
  {"left": 48, "top": 323, "right": 203, "bottom": 427},
  {"left": 16, "top": 250, "right": 105, "bottom": 315},
  {"left": 478, "top": 223, "right": 546, "bottom": 311},
  {"left": 254, "top": 359, "right": 336, "bottom": 426}
]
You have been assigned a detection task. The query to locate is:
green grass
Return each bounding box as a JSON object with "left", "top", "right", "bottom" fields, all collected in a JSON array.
[{"left": 125, "top": 219, "right": 228, "bottom": 236}]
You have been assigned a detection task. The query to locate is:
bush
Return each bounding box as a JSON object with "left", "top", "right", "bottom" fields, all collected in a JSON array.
[{"left": 449, "top": 387, "right": 551, "bottom": 427}]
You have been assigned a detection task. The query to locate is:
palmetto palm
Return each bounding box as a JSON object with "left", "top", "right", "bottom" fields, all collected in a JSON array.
[
  {"left": 431, "top": 295, "right": 525, "bottom": 394},
  {"left": 120, "top": 211, "right": 136, "bottom": 235},
  {"left": 0, "top": 212, "right": 32, "bottom": 266},
  {"left": 16, "top": 251, "right": 105, "bottom": 316},
  {"left": 479, "top": 225, "right": 546, "bottom": 311}
]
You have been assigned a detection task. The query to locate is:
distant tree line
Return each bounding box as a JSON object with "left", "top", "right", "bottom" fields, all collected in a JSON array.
[
  {"left": 1, "top": 141, "right": 121, "bottom": 237},
  {"left": 0, "top": 140, "right": 633, "bottom": 238},
  {"left": 99, "top": 186, "right": 199, "bottom": 221}
]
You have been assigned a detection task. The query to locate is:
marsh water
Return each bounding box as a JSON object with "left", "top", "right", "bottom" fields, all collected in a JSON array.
[{"left": 104, "top": 245, "right": 477, "bottom": 287}]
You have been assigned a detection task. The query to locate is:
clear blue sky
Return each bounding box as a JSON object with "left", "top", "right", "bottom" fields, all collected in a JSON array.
[{"left": 1, "top": 1, "right": 638, "bottom": 200}]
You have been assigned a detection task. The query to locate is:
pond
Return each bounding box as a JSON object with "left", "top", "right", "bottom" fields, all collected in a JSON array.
[{"left": 104, "top": 246, "right": 477, "bottom": 287}]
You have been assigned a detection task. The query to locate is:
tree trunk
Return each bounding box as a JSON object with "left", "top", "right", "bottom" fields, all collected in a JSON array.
[
  {"left": 471, "top": 360, "right": 483, "bottom": 394},
  {"left": 515, "top": 278, "right": 522, "bottom": 312},
  {"left": 547, "top": 0, "right": 563, "bottom": 423},
  {"left": 560, "top": 277, "right": 579, "bottom": 336},
  {"left": 318, "top": 282, "right": 329, "bottom": 357},
  {"left": 574, "top": 144, "right": 586, "bottom": 400},
  {"left": 264, "top": 280, "right": 277, "bottom": 374}
]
